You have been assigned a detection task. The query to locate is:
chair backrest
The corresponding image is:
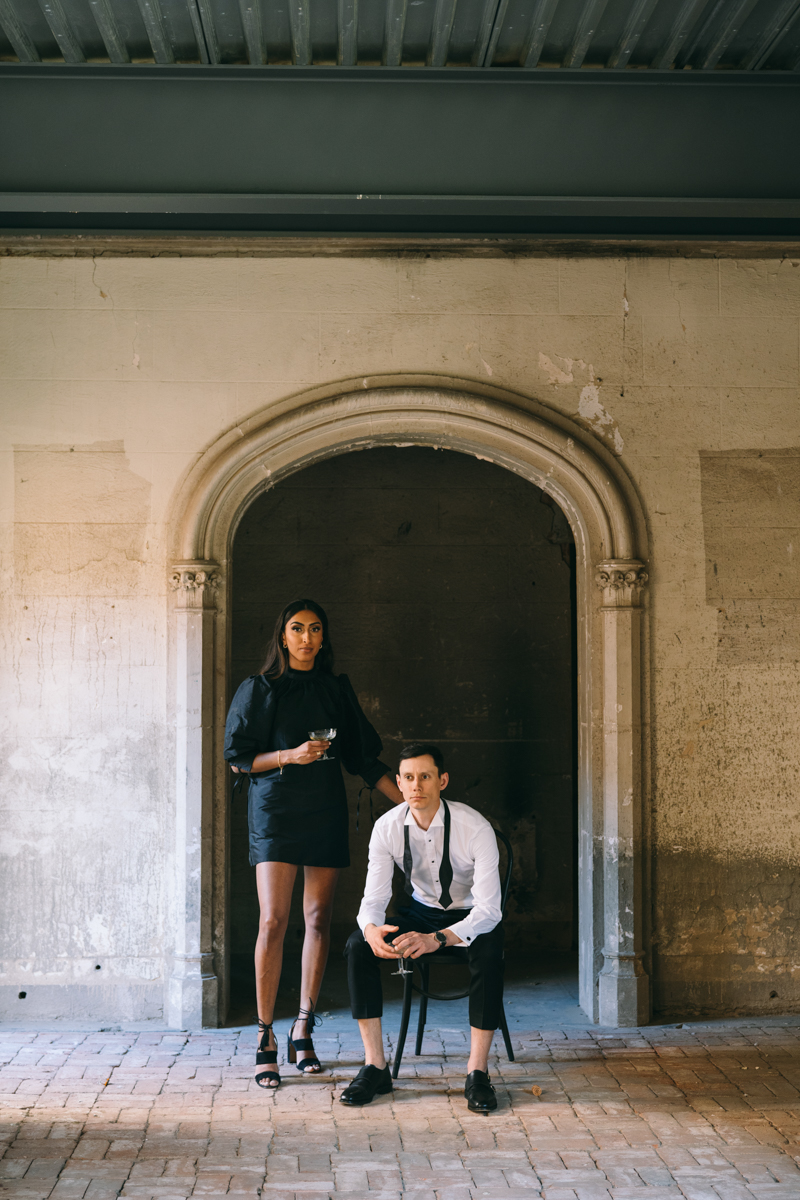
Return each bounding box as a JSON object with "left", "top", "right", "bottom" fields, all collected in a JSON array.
[{"left": 494, "top": 828, "right": 514, "bottom": 917}]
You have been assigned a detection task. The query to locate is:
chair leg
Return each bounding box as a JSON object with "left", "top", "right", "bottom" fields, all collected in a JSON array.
[
  {"left": 392, "top": 967, "right": 414, "bottom": 1079},
  {"left": 415, "top": 962, "right": 429, "bottom": 1056},
  {"left": 498, "top": 1002, "right": 515, "bottom": 1062}
]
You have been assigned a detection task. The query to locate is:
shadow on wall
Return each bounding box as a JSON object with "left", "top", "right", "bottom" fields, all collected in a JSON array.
[{"left": 228, "top": 446, "right": 576, "bottom": 1003}]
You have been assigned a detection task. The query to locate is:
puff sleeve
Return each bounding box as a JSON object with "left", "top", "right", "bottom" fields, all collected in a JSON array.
[
  {"left": 337, "top": 674, "right": 391, "bottom": 788},
  {"left": 223, "top": 675, "right": 276, "bottom": 773}
]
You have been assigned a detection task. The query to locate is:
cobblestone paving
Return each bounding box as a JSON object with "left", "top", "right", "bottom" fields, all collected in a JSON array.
[{"left": 3, "top": 1022, "right": 800, "bottom": 1199}]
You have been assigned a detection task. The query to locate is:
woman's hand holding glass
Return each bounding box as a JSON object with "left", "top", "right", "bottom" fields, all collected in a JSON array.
[
  {"left": 309, "top": 727, "right": 336, "bottom": 760},
  {"left": 229, "top": 738, "right": 330, "bottom": 774},
  {"left": 293, "top": 738, "right": 332, "bottom": 764}
]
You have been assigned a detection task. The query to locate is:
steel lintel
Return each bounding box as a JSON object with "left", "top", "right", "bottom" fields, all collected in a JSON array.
[{"left": 1, "top": 65, "right": 798, "bottom": 236}]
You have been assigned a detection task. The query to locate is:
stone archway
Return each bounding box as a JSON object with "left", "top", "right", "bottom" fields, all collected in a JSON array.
[{"left": 167, "top": 377, "right": 650, "bottom": 1030}]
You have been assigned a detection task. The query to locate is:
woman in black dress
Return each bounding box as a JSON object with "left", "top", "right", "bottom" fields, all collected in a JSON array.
[{"left": 224, "top": 599, "right": 403, "bottom": 1088}]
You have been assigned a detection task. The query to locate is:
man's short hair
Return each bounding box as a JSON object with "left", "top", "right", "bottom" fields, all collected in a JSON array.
[{"left": 398, "top": 742, "right": 445, "bottom": 774}]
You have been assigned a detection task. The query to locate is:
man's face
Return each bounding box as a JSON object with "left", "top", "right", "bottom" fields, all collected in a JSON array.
[{"left": 396, "top": 755, "right": 449, "bottom": 812}]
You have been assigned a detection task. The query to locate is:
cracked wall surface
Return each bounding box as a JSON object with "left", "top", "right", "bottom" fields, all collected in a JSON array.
[{"left": 0, "top": 253, "right": 799, "bottom": 1020}]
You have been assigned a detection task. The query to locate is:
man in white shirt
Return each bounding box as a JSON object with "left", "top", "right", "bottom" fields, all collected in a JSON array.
[{"left": 340, "top": 742, "right": 504, "bottom": 1113}]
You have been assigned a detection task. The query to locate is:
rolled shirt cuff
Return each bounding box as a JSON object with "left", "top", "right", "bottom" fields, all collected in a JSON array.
[{"left": 225, "top": 753, "right": 256, "bottom": 772}]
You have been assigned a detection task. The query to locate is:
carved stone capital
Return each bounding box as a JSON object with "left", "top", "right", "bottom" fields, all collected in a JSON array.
[
  {"left": 595, "top": 560, "right": 648, "bottom": 608},
  {"left": 170, "top": 562, "right": 221, "bottom": 609}
]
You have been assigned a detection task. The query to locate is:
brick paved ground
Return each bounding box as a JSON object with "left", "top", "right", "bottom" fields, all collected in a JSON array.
[{"left": 3, "top": 1021, "right": 800, "bottom": 1199}]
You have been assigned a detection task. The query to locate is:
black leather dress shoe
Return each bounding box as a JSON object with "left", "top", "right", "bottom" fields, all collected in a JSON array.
[
  {"left": 339, "top": 1064, "right": 393, "bottom": 1106},
  {"left": 464, "top": 1069, "right": 497, "bottom": 1114}
]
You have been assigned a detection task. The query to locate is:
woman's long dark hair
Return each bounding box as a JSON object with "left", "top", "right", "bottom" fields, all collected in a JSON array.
[{"left": 260, "top": 598, "right": 334, "bottom": 679}]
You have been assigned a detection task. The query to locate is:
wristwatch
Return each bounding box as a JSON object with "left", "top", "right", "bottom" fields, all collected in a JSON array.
[{"left": 433, "top": 931, "right": 448, "bottom": 949}]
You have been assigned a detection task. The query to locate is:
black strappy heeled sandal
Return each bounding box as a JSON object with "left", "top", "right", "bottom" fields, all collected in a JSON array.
[
  {"left": 287, "top": 1003, "right": 323, "bottom": 1074},
  {"left": 255, "top": 1019, "right": 280, "bottom": 1089}
]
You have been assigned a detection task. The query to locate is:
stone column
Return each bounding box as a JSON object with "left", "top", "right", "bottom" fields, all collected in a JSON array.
[
  {"left": 167, "top": 563, "right": 221, "bottom": 1029},
  {"left": 595, "top": 561, "right": 650, "bottom": 1028}
]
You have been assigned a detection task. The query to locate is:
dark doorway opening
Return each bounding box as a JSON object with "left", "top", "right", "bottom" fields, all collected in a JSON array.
[{"left": 227, "top": 446, "right": 577, "bottom": 1024}]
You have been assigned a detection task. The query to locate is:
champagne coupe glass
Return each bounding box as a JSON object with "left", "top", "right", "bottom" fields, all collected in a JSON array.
[
  {"left": 391, "top": 946, "right": 412, "bottom": 977},
  {"left": 309, "top": 727, "right": 336, "bottom": 761}
]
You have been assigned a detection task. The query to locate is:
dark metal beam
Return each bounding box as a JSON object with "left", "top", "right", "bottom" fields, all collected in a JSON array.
[
  {"left": 519, "top": 0, "right": 558, "bottom": 68},
  {"left": 742, "top": 0, "right": 800, "bottom": 69},
  {"left": 563, "top": 0, "right": 609, "bottom": 68},
  {"left": 238, "top": 0, "right": 265, "bottom": 64},
  {"left": 383, "top": 0, "right": 407, "bottom": 66},
  {"left": 2, "top": 193, "right": 799, "bottom": 237},
  {"left": 87, "top": 0, "right": 129, "bottom": 61},
  {"left": 185, "top": 0, "right": 210, "bottom": 62},
  {"left": 0, "top": 0, "right": 40, "bottom": 60},
  {"left": 678, "top": 0, "right": 725, "bottom": 68},
  {"left": 651, "top": 0, "right": 706, "bottom": 69},
  {"left": 37, "top": 0, "right": 84, "bottom": 61},
  {"left": 1, "top": 66, "right": 798, "bottom": 237},
  {"left": 5, "top": 194, "right": 800, "bottom": 219},
  {"left": 701, "top": 0, "right": 760, "bottom": 69},
  {"left": 135, "top": 0, "right": 173, "bottom": 62},
  {"left": 428, "top": 0, "right": 456, "bottom": 66},
  {"left": 473, "top": 0, "right": 502, "bottom": 67},
  {"left": 289, "top": 0, "right": 311, "bottom": 65},
  {"left": 607, "top": 0, "right": 658, "bottom": 69},
  {"left": 338, "top": 0, "right": 357, "bottom": 65},
  {"left": 481, "top": 0, "right": 507, "bottom": 66},
  {"left": 195, "top": 0, "right": 220, "bottom": 62}
]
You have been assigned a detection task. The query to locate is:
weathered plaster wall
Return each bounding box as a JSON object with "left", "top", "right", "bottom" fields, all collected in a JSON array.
[
  {"left": 1, "top": 253, "right": 798, "bottom": 1021},
  {"left": 2, "top": 438, "right": 166, "bottom": 1019}
]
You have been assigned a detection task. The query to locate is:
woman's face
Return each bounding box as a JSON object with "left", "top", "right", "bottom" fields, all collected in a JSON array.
[{"left": 282, "top": 609, "right": 324, "bottom": 670}]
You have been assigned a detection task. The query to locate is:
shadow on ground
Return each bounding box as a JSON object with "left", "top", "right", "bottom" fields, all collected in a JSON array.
[{"left": 226, "top": 947, "right": 583, "bottom": 1034}]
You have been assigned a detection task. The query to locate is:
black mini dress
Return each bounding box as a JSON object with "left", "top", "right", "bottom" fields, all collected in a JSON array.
[{"left": 224, "top": 668, "right": 390, "bottom": 868}]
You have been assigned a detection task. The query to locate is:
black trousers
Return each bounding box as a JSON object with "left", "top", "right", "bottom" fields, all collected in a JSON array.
[{"left": 344, "top": 898, "right": 505, "bottom": 1031}]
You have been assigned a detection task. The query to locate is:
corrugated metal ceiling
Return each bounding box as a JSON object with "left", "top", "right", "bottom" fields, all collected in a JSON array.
[{"left": 1, "top": 0, "right": 799, "bottom": 70}]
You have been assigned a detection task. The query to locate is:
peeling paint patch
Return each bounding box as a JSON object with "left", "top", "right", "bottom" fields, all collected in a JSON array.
[
  {"left": 538, "top": 352, "right": 574, "bottom": 386},
  {"left": 537, "top": 353, "right": 624, "bottom": 454},
  {"left": 578, "top": 384, "right": 625, "bottom": 454}
]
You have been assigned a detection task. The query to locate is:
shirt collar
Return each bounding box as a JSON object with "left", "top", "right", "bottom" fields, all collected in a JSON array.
[{"left": 404, "top": 800, "right": 445, "bottom": 829}]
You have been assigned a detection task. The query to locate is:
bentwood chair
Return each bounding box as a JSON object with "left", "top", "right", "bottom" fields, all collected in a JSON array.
[{"left": 391, "top": 828, "right": 515, "bottom": 1078}]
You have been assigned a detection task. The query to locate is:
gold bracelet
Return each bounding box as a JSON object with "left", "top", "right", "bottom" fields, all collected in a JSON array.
[{"left": 278, "top": 749, "right": 283, "bottom": 774}]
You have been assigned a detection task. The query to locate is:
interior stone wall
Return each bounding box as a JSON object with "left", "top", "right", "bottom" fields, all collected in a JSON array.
[
  {"left": 228, "top": 446, "right": 575, "bottom": 1000},
  {"left": 1, "top": 252, "right": 798, "bottom": 1021}
]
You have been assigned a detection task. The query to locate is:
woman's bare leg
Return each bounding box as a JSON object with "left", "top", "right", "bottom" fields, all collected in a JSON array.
[
  {"left": 255, "top": 861, "right": 298, "bottom": 1082},
  {"left": 292, "top": 866, "right": 340, "bottom": 1071}
]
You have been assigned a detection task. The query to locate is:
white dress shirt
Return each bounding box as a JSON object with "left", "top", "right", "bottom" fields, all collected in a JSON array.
[{"left": 356, "top": 799, "right": 502, "bottom": 945}]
